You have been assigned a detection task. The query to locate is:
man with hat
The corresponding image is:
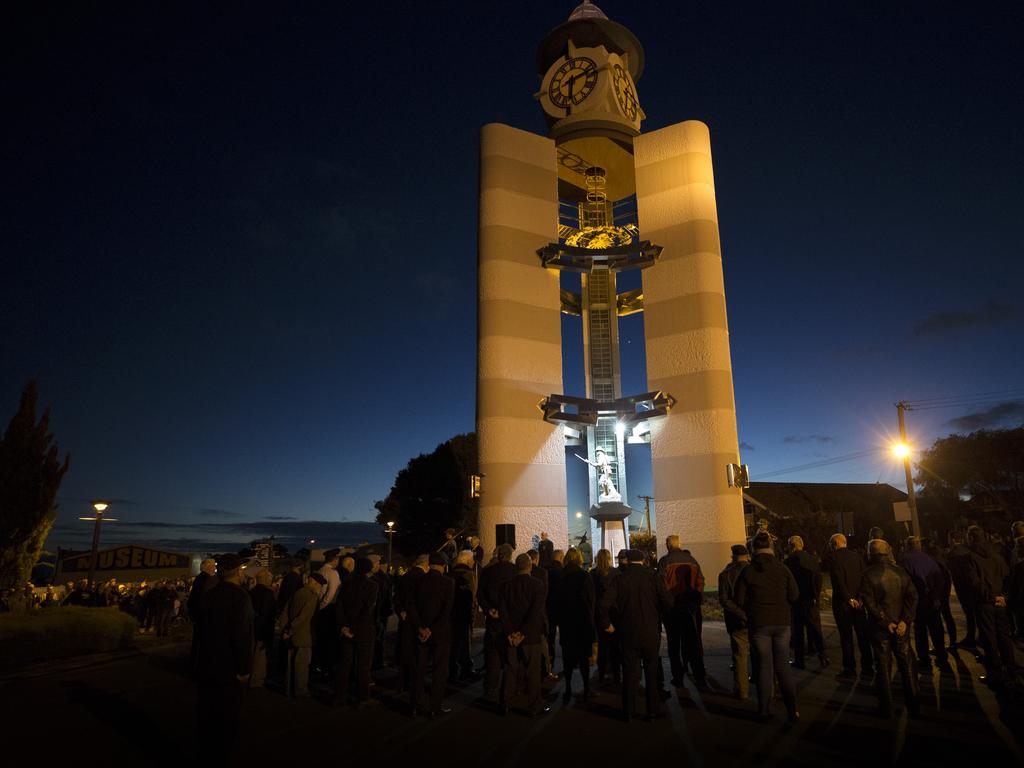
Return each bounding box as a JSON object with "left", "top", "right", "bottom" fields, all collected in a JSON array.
[
  {"left": 195, "top": 553, "right": 254, "bottom": 762},
  {"left": 718, "top": 544, "right": 751, "bottom": 699},
  {"left": 334, "top": 557, "right": 379, "bottom": 708},
  {"left": 394, "top": 554, "right": 429, "bottom": 693},
  {"left": 410, "top": 553, "right": 455, "bottom": 716},
  {"left": 284, "top": 572, "right": 325, "bottom": 698},
  {"left": 599, "top": 549, "right": 673, "bottom": 722},
  {"left": 478, "top": 543, "right": 517, "bottom": 699}
]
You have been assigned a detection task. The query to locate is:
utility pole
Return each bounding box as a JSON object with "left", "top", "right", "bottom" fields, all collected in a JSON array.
[
  {"left": 637, "top": 495, "right": 654, "bottom": 536},
  {"left": 896, "top": 401, "right": 921, "bottom": 538}
]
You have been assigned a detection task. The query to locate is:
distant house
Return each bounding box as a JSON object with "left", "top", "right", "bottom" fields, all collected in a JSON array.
[{"left": 743, "top": 482, "right": 908, "bottom": 550}]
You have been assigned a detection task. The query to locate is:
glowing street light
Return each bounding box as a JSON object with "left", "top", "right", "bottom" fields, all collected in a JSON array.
[
  {"left": 891, "top": 442, "right": 911, "bottom": 460},
  {"left": 79, "top": 500, "right": 117, "bottom": 586},
  {"left": 894, "top": 401, "right": 921, "bottom": 538},
  {"left": 385, "top": 521, "right": 396, "bottom": 574}
]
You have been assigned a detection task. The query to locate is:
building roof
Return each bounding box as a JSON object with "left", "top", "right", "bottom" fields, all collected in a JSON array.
[{"left": 744, "top": 481, "right": 907, "bottom": 519}]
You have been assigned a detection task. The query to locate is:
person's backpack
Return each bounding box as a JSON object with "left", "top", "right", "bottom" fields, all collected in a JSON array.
[{"left": 663, "top": 561, "right": 704, "bottom": 602}]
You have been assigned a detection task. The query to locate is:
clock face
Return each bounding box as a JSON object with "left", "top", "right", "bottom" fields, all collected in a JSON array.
[
  {"left": 548, "top": 57, "right": 599, "bottom": 109},
  {"left": 612, "top": 63, "right": 639, "bottom": 122}
]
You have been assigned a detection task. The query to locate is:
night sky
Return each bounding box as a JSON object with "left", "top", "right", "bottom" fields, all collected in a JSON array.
[{"left": 4, "top": 1, "right": 1023, "bottom": 552}]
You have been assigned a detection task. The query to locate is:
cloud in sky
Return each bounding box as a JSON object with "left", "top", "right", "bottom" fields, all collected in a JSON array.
[
  {"left": 782, "top": 434, "right": 836, "bottom": 444},
  {"left": 914, "top": 301, "right": 1017, "bottom": 338},
  {"left": 48, "top": 519, "right": 384, "bottom": 554},
  {"left": 946, "top": 401, "right": 1024, "bottom": 432},
  {"left": 740, "top": 442, "right": 755, "bottom": 451},
  {"left": 263, "top": 515, "right": 297, "bottom": 520},
  {"left": 199, "top": 508, "right": 239, "bottom": 518}
]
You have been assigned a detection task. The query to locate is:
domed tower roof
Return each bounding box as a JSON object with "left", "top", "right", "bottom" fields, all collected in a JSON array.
[
  {"left": 537, "top": 3, "right": 645, "bottom": 81},
  {"left": 568, "top": 1, "right": 607, "bottom": 21}
]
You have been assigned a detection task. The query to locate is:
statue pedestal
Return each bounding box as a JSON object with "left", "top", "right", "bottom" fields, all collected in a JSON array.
[{"left": 590, "top": 501, "right": 633, "bottom": 557}]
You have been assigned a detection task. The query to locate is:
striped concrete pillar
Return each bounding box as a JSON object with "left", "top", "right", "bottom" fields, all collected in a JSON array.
[
  {"left": 477, "top": 123, "right": 567, "bottom": 556},
  {"left": 634, "top": 120, "right": 745, "bottom": 572}
]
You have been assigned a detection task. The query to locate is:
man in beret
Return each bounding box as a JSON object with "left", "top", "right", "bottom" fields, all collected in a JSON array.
[
  {"left": 394, "top": 555, "right": 429, "bottom": 694},
  {"left": 718, "top": 544, "right": 752, "bottom": 699},
  {"left": 410, "top": 553, "right": 455, "bottom": 716},
  {"left": 196, "top": 554, "right": 254, "bottom": 762}
]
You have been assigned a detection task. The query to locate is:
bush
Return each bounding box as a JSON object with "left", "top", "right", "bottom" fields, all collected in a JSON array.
[{"left": 0, "top": 607, "right": 137, "bottom": 669}]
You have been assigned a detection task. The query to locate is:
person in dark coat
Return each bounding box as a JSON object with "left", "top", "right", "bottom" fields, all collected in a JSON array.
[
  {"left": 394, "top": 555, "right": 428, "bottom": 693},
  {"left": 478, "top": 544, "right": 516, "bottom": 699},
  {"left": 195, "top": 554, "right": 253, "bottom": 763},
  {"left": 527, "top": 549, "right": 552, "bottom": 676},
  {"left": 556, "top": 547, "right": 596, "bottom": 703},
  {"left": 544, "top": 549, "right": 565, "bottom": 677},
  {"left": 925, "top": 539, "right": 958, "bottom": 647},
  {"left": 783, "top": 536, "right": 828, "bottom": 670},
  {"left": 590, "top": 548, "right": 619, "bottom": 684},
  {"left": 188, "top": 559, "right": 217, "bottom": 671},
  {"left": 898, "top": 537, "right": 951, "bottom": 672},
  {"left": 658, "top": 535, "right": 707, "bottom": 688},
  {"left": 249, "top": 569, "right": 277, "bottom": 688},
  {"left": 822, "top": 533, "right": 873, "bottom": 680},
  {"left": 599, "top": 549, "right": 673, "bottom": 722},
  {"left": 948, "top": 531, "right": 978, "bottom": 649},
  {"left": 538, "top": 532, "right": 554, "bottom": 568},
  {"left": 275, "top": 559, "right": 304, "bottom": 617},
  {"left": 410, "top": 553, "right": 455, "bottom": 716},
  {"left": 499, "top": 553, "right": 550, "bottom": 717},
  {"left": 449, "top": 550, "right": 477, "bottom": 681},
  {"left": 333, "top": 557, "right": 379, "bottom": 708},
  {"left": 718, "top": 544, "right": 751, "bottom": 699},
  {"left": 859, "top": 539, "right": 920, "bottom": 718},
  {"left": 734, "top": 533, "right": 800, "bottom": 723},
  {"left": 369, "top": 555, "right": 392, "bottom": 671},
  {"left": 965, "top": 526, "right": 1018, "bottom": 688}
]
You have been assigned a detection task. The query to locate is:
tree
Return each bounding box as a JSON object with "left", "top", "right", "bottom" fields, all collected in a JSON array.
[
  {"left": 0, "top": 381, "right": 70, "bottom": 589},
  {"left": 916, "top": 427, "right": 1024, "bottom": 528},
  {"left": 374, "top": 433, "right": 478, "bottom": 557}
]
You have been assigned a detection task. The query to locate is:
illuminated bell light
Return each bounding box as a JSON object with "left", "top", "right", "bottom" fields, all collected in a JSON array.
[
  {"left": 92, "top": 502, "right": 109, "bottom": 512},
  {"left": 564, "top": 224, "right": 636, "bottom": 249},
  {"left": 892, "top": 443, "right": 911, "bottom": 459},
  {"left": 575, "top": 511, "right": 583, "bottom": 519},
  {"left": 386, "top": 521, "right": 395, "bottom": 529}
]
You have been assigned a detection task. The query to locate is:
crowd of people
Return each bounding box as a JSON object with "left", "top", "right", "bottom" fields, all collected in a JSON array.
[{"left": 186, "top": 520, "right": 1023, "bottom": 760}]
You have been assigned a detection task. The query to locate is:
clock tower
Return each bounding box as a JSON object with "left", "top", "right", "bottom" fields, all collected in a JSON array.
[{"left": 476, "top": 1, "right": 746, "bottom": 570}]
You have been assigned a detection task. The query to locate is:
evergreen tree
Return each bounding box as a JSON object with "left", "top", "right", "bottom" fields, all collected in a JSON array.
[
  {"left": 374, "top": 433, "right": 478, "bottom": 556},
  {"left": 0, "top": 381, "right": 70, "bottom": 588}
]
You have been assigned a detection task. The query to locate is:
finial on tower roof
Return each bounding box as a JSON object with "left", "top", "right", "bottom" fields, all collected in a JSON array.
[{"left": 568, "top": 1, "right": 607, "bottom": 22}]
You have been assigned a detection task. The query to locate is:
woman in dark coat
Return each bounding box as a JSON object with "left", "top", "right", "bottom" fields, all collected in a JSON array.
[
  {"left": 557, "top": 547, "right": 596, "bottom": 703},
  {"left": 590, "top": 548, "right": 617, "bottom": 684}
]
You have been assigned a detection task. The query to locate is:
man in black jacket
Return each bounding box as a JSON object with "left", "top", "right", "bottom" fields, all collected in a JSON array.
[
  {"left": 449, "top": 550, "right": 477, "bottom": 681},
  {"left": 965, "top": 526, "right": 1018, "bottom": 688},
  {"left": 784, "top": 536, "right": 828, "bottom": 670},
  {"left": 544, "top": 549, "right": 565, "bottom": 677},
  {"left": 369, "top": 555, "right": 392, "bottom": 671},
  {"left": 718, "top": 544, "right": 751, "bottom": 699},
  {"left": 600, "top": 550, "right": 673, "bottom": 722},
  {"left": 249, "top": 569, "right": 277, "bottom": 688},
  {"left": 410, "top": 553, "right": 455, "bottom": 716},
  {"left": 658, "top": 535, "right": 707, "bottom": 688},
  {"left": 187, "top": 559, "right": 217, "bottom": 672},
  {"left": 823, "top": 533, "right": 873, "bottom": 680},
  {"left": 948, "top": 531, "right": 978, "bottom": 650},
  {"left": 333, "top": 557, "right": 379, "bottom": 708},
  {"left": 478, "top": 544, "right": 516, "bottom": 699},
  {"left": 196, "top": 554, "right": 253, "bottom": 763},
  {"left": 394, "top": 555, "right": 427, "bottom": 693},
  {"left": 499, "top": 553, "right": 549, "bottom": 717},
  {"left": 859, "top": 539, "right": 920, "bottom": 718},
  {"left": 734, "top": 533, "right": 800, "bottom": 722}
]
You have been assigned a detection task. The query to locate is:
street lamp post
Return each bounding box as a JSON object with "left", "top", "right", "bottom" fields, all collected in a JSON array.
[
  {"left": 79, "top": 501, "right": 116, "bottom": 586},
  {"left": 895, "top": 401, "right": 922, "bottom": 539},
  {"left": 385, "top": 521, "right": 395, "bottom": 574}
]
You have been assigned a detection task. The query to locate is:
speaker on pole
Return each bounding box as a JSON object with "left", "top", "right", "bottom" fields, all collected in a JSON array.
[{"left": 495, "top": 524, "right": 516, "bottom": 549}]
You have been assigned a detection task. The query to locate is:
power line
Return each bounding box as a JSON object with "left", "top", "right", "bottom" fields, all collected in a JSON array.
[
  {"left": 752, "top": 448, "right": 885, "bottom": 480},
  {"left": 903, "top": 387, "right": 1024, "bottom": 408}
]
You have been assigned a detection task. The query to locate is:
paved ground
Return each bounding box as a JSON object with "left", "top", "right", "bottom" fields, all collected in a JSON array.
[{"left": 5, "top": 609, "right": 1021, "bottom": 767}]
